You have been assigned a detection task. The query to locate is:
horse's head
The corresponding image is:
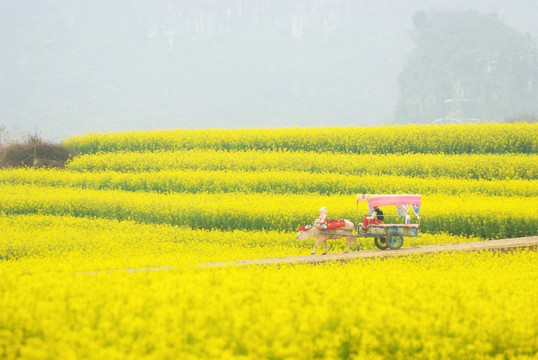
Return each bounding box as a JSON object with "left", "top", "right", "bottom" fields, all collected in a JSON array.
[{"left": 296, "top": 224, "right": 314, "bottom": 240}]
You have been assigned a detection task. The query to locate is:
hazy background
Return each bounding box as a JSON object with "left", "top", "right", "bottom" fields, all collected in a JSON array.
[{"left": 1, "top": 0, "right": 537, "bottom": 140}]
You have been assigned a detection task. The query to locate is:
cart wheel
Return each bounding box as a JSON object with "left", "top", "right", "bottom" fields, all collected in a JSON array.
[
  {"left": 374, "top": 237, "right": 388, "bottom": 250},
  {"left": 386, "top": 232, "right": 403, "bottom": 250}
]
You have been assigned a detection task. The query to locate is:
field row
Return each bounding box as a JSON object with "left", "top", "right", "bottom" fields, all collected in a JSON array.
[
  {"left": 62, "top": 123, "right": 538, "bottom": 154},
  {"left": 1, "top": 168, "right": 536, "bottom": 197},
  {"left": 1, "top": 185, "right": 536, "bottom": 238},
  {"left": 0, "top": 214, "right": 485, "bottom": 269},
  {"left": 1, "top": 237, "right": 536, "bottom": 359},
  {"left": 66, "top": 150, "right": 537, "bottom": 180}
]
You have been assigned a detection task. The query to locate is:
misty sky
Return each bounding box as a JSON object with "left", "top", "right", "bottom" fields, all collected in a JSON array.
[{"left": 1, "top": 0, "right": 537, "bottom": 141}]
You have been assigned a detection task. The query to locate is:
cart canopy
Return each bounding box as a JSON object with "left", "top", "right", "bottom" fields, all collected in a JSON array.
[{"left": 357, "top": 194, "right": 421, "bottom": 208}]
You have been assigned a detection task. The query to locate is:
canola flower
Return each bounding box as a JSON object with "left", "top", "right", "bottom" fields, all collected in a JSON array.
[
  {"left": 63, "top": 123, "right": 538, "bottom": 154},
  {"left": 2, "top": 123, "right": 537, "bottom": 359},
  {"left": 66, "top": 150, "right": 537, "bottom": 180},
  {"left": 1, "top": 167, "right": 536, "bottom": 197},
  {"left": 0, "top": 214, "right": 485, "bottom": 271},
  {"left": 0, "top": 184, "right": 536, "bottom": 238},
  {"left": 0, "top": 242, "right": 537, "bottom": 359}
]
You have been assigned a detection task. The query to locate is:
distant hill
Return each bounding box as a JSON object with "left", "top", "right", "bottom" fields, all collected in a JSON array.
[
  {"left": 1, "top": 0, "right": 538, "bottom": 139},
  {"left": 395, "top": 10, "right": 538, "bottom": 123}
]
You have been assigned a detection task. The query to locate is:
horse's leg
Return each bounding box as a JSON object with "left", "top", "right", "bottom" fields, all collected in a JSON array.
[
  {"left": 311, "top": 239, "right": 321, "bottom": 255},
  {"left": 345, "top": 236, "right": 351, "bottom": 253},
  {"left": 322, "top": 240, "right": 328, "bottom": 255}
]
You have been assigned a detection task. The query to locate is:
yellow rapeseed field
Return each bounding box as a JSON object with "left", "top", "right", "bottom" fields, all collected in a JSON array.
[
  {"left": 1, "top": 123, "right": 537, "bottom": 359},
  {"left": 1, "top": 233, "right": 537, "bottom": 359},
  {"left": 66, "top": 149, "right": 537, "bottom": 180},
  {"left": 1, "top": 167, "right": 536, "bottom": 196},
  {"left": 0, "top": 183, "right": 536, "bottom": 237},
  {"left": 63, "top": 123, "right": 537, "bottom": 154}
]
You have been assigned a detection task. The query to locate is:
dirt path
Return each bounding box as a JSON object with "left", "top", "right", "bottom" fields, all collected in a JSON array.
[
  {"left": 198, "top": 236, "right": 538, "bottom": 268},
  {"left": 79, "top": 236, "right": 538, "bottom": 274}
]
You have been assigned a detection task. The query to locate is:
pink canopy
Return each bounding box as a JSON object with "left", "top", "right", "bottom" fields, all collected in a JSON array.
[{"left": 357, "top": 194, "right": 421, "bottom": 208}]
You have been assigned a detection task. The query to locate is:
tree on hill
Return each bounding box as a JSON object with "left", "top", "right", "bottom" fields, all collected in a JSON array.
[
  {"left": 394, "top": 10, "right": 538, "bottom": 124},
  {"left": 0, "top": 129, "right": 76, "bottom": 168}
]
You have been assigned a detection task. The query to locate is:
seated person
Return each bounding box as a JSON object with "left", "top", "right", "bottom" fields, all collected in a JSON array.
[
  {"left": 362, "top": 206, "right": 384, "bottom": 229},
  {"left": 371, "top": 206, "right": 384, "bottom": 222}
]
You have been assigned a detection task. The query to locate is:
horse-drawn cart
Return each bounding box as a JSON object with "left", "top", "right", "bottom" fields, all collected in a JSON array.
[{"left": 297, "top": 194, "right": 421, "bottom": 254}]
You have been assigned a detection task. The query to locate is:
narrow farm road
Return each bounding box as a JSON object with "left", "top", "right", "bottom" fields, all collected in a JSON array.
[
  {"left": 198, "top": 236, "right": 538, "bottom": 267},
  {"left": 79, "top": 236, "right": 537, "bottom": 274}
]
